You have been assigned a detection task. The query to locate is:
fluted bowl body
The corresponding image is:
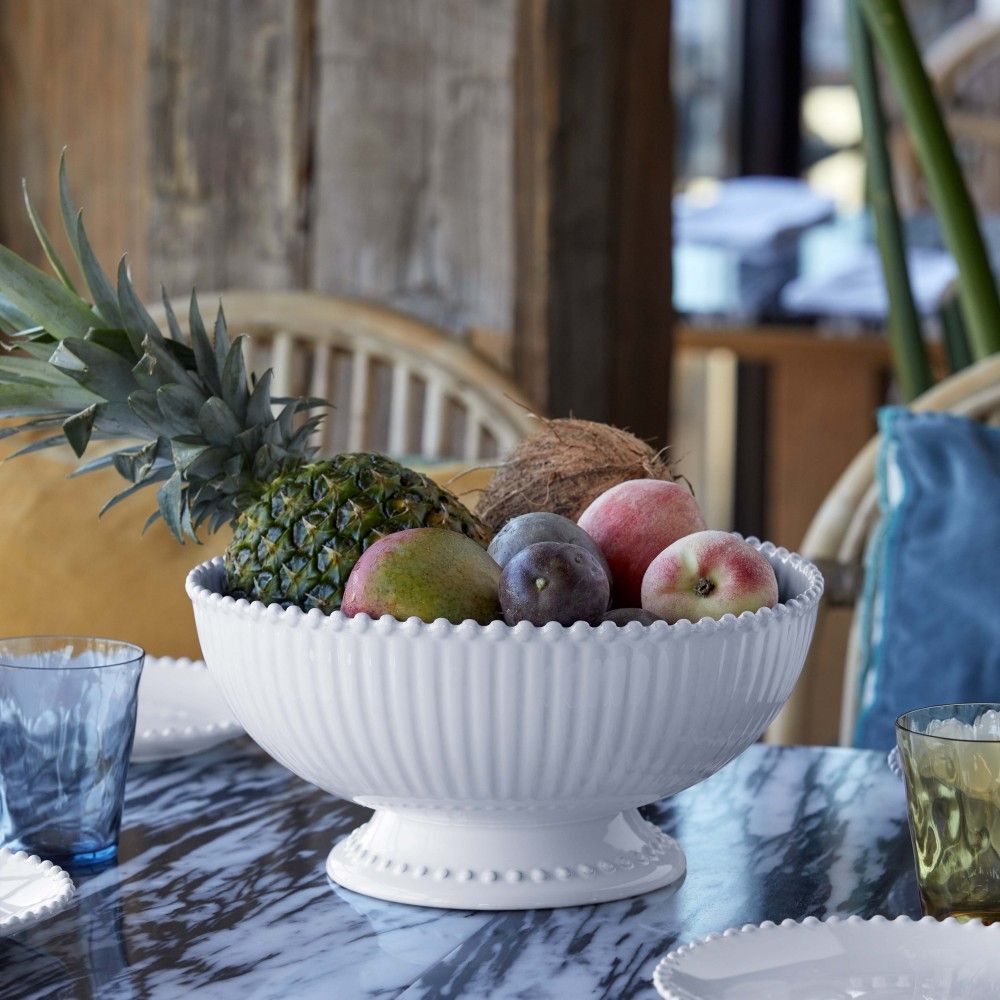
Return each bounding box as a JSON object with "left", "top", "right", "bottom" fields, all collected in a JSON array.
[{"left": 186, "top": 540, "right": 822, "bottom": 816}]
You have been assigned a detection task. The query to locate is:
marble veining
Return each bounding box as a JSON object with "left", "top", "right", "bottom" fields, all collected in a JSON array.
[{"left": 0, "top": 741, "right": 918, "bottom": 999}]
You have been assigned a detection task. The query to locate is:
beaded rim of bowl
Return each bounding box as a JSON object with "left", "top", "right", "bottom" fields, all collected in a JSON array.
[{"left": 186, "top": 536, "right": 824, "bottom": 640}]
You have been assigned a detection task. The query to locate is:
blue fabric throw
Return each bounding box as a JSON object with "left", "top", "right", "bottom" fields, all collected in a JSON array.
[{"left": 853, "top": 407, "right": 1000, "bottom": 750}]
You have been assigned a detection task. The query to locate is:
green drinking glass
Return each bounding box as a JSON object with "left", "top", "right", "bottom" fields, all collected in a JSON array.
[{"left": 896, "top": 703, "right": 1000, "bottom": 924}]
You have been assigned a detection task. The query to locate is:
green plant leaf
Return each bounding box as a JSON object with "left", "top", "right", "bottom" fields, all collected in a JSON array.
[
  {"left": 5, "top": 326, "right": 53, "bottom": 342},
  {"left": 3, "top": 340, "right": 53, "bottom": 361},
  {"left": 170, "top": 436, "right": 213, "bottom": 472},
  {"left": 92, "top": 400, "right": 154, "bottom": 438},
  {"left": 100, "top": 469, "right": 171, "bottom": 517},
  {"left": 0, "top": 369, "right": 57, "bottom": 388},
  {"left": 288, "top": 416, "right": 324, "bottom": 453},
  {"left": 161, "top": 287, "right": 185, "bottom": 342},
  {"left": 0, "top": 294, "right": 36, "bottom": 335},
  {"left": 244, "top": 368, "right": 274, "bottom": 427},
  {"left": 859, "top": 0, "right": 1000, "bottom": 359},
  {"left": 7, "top": 432, "right": 70, "bottom": 459},
  {"left": 22, "top": 180, "right": 78, "bottom": 293},
  {"left": 187, "top": 291, "right": 222, "bottom": 395},
  {"left": 76, "top": 213, "right": 123, "bottom": 329},
  {"left": 136, "top": 333, "right": 198, "bottom": 391},
  {"left": 125, "top": 389, "right": 165, "bottom": 433},
  {"left": 85, "top": 327, "right": 139, "bottom": 361},
  {"left": 252, "top": 442, "right": 288, "bottom": 481},
  {"left": 233, "top": 425, "right": 263, "bottom": 458},
  {"left": 157, "top": 471, "right": 190, "bottom": 542},
  {"left": 848, "top": 2, "right": 933, "bottom": 400},
  {"left": 69, "top": 450, "right": 124, "bottom": 477},
  {"left": 0, "top": 415, "right": 64, "bottom": 441},
  {"left": 213, "top": 302, "right": 230, "bottom": 374},
  {"left": 221, "top": 336, "right": 249, "bottom": 422},
  {"left": 939, "top": 291, "right": 973, "bottom": 373},
  {"left": 276, "top": 401, "right": 296, "bottom": 440},
  {"left": 208, "top": 509, "right": 233, "bottom": 533},
  {"left": 0, "top": 243, "right": 101, "bottom": 340},
  {"left": 116, "top": 256, "right": 163, "bottom": 354},
  {"left": 271, "top": 396, "right": 329, "bottom": 412},
  {"left": 62, "top": 404, "right": 98, "bottom": 457},
  {"left": 0, "top": 381, "right": 99, "bottom": 418},
  {"left": 156, "top": 383, "right": 204, "bottom": 430},
  {"left": 111, "top": 439, "right": 165, "bottom": 483},
  {"left": 0, "top": 354, "right": 79, "bottom": 386},
  {"left": 141, "top": 509, "right": 163, "bottom": 534},
  {"left": 189, "top": 292, "right": 208, "bottom": 343},
  {"left": 58, "top": 150, "right": 82, "bottom": 260},
  {"left": 50, "top": 338, "right": 138, "bottom": 401},
  {"left": 198, "top": 396, "right": 242, "bottom": 445},
  {"left": 187, "top": 448, "right": 230, "bottom": 482},
  {"left": 161, "top": 336, "right": 197, "bottom": 370}
]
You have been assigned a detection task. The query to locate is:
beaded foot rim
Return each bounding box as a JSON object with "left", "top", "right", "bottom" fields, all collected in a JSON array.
[{"left": 326, "top": 808, "right": 686, "bottom": 910}]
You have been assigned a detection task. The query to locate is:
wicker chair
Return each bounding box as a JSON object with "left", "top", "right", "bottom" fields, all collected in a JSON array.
[
  {"left": 893, "top": 14, "right": 1000, "bottom": 213},
  {"left": 153, "top": 291, "right": 537, "bottom": 463},
  {"left": 769, "top": 354, "right": 1000, "bottom": 746}
]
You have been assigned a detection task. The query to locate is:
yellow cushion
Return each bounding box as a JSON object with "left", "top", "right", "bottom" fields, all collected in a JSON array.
[
  {"left": 0, "top": 441, "right": 227, "bottom": 658},
  {"left": 0, "top": 441, "right": 494, "bottom": 659}
]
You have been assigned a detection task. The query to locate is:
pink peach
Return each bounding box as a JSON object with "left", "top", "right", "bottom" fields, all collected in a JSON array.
[
  {"left": 640, "top": 530, "right": 779, "bottom": 624},
  {"left": 577, "top": 479, "right": 707, "bottom": 606}
]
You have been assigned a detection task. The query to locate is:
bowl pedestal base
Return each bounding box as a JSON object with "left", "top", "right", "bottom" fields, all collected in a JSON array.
[{"left": 327, "top": 806, "right": 685, "bottom": 909}]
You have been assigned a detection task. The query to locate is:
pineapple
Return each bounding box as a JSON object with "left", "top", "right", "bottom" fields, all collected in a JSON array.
[
  {"left": 0, "top": 161, "right": 488, "bottom": 612},
  {"left": 226, "top": 454, "right": 489, "bottom": 610}
]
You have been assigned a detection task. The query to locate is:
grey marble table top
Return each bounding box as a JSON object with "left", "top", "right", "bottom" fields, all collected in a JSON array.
[{"left": 1, "top": 741, "right": 918, "bottom": 999}]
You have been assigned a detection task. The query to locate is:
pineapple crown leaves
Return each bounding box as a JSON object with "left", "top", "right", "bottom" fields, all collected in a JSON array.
[{"left": 0, "top": 155, "right": 328, "bottom": 542}]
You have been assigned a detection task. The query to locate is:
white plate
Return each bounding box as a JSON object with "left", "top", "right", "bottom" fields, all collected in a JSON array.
[
  {"left": 132, "top": 656, "right": 243, "bottom": 762},
  {"left": 887, "top": 745, "right": 902, "bottom": 778},
  {"left": 0, "top": 849, "right": 75, "bottom": 936},
  {"left": 653, "top": 915, "right": 1000, "bottom": 1000}
]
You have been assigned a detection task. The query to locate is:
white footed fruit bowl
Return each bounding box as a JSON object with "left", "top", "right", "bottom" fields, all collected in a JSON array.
[{"left": 187, "top": 539, "right": 822, "bottom": 910}]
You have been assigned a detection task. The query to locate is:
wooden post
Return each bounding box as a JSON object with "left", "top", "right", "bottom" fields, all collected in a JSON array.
[{"left": 514, "top": 0, "right": 673, "bottom": 444}]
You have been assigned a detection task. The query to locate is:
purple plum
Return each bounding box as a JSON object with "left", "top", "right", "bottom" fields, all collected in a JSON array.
[{"left": 499, "top": 541, "right": 610, "bottom": 626}]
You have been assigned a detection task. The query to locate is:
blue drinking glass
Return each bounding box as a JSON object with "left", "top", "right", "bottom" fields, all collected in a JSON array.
[{"left": 0, "top": 637, "right": 144, "bottom": 865}]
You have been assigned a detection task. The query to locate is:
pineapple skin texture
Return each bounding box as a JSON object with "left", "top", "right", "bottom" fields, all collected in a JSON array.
[{"left": 224, "top": 453, "right": 491, "bottom": 613}]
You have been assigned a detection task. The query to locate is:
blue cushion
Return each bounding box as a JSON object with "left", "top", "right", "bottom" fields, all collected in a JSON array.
[{"left": 853, "top": 406, "right": 1000, "bottom": 750}]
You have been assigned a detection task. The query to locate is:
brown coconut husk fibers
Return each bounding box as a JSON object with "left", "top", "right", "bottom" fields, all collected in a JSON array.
[{"left": 475, "top": 417, "right": 683, "bottom": 534}]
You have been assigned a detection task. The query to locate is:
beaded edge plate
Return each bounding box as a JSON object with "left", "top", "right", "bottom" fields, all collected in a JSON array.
[
  {"left": 132, "top": 656, "right": 243, "bottom": 762},
  {"left": 0, "top": 849, "right": 75, "bottom": 936},
  {"left": 653, "top": 915, "right": 1000, "bottom": 1000}
]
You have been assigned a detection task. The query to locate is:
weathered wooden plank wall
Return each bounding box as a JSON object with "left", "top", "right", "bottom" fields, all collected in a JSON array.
[
  {"left": 0, "top": 0, "right": 672, "bottom": 431},
  {"left": 311, "top": 0, "right": 515, "bottom": 334},
  {"left": 0, "top": 0, "right": 150, "bottom": 281},
  {"left": 0, "top": 0, "right": 514, "bottom": 338},
  {"left": 146, "top": 0, "right": 315, "bottom": 294}
]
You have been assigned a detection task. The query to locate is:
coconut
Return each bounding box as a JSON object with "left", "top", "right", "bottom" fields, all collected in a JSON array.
[{"left": 476, "top": 418, "right": 681, "bottom": 533}]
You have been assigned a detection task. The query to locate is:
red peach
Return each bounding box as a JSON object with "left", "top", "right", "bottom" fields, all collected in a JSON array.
[
  {"left": 577, "top": 480, "right": 707, "bottom": 606},
  {"left": 640, "top": 530, "right": 779, "bottom": 624}
]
